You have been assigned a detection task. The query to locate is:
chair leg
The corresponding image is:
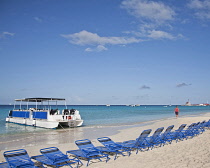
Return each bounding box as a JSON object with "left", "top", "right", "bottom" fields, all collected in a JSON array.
[
  {"left": 136, "top": 149, "right": 139, "bottom": 154},
  {"left": 114, "top": 153, "right": 117, "bottom": 160},
  {"left": 87, "top": 160, "right": 90, "bottom": 166},
  {"left": 106, "top": 156, "right": 111, "bottom": 162}
]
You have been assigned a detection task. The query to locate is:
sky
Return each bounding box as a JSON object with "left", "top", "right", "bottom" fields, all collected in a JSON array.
[{"left": 0, "top": 0, "right": 210, "bottom": 105}]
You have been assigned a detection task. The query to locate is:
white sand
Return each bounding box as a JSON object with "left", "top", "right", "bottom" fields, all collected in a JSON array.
[{"left": 1, "top": 113, "right": 210, "bottom": 168}]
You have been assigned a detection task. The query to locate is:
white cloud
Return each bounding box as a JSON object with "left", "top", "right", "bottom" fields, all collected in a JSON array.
[
  {"left": 188, "top": 0, "right": 210, "bottom": 19},
  {"left": 61, "top": 30, "right": 141, "bottom": 46},
  {"left": 34, "top": 17, "right": 42, "bottom": 22},
  {"left": 96, "top": 45, "right": 108, "bottom": 51},
  {"left": 121, "top": 0, "right": 176, "bottom": 23},
  {"left": 0, "top": 32, "right": 15, "bottom": 38},
  {"left": 148, "top": 30, "right": 175, "bottom": 40},
  {"left": 125, "top": 29, "right": 183, "bottom": 40},
  {"left": 85, "top": 45, "right": 108, "bottom": 52},
  {"left": 61, "top": 1, "right": 183, "bottom": 51},
  {"left": 120, "top": 0, "right": 181, "bottom": 41},
  {"left": 85, "top": 48, "right": 93, "bottom": 52}
]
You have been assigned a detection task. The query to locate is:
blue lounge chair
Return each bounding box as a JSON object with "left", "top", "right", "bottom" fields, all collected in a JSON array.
[
  {"left": 167, "top": 124, "right": 187, "bottom": 142},
  {"left": 181, "top": 123, "right": 197, "bottom": 139},
  {"left": 120, "top": 129, "right": 152, "bottom": 154},
  {"left": 3, "top": 149, "right": 43, "bottom": 168},
  {"left": 146, "top": 127, "right": 164, "bottom": 148},
  {"left": 189, "top": 121, "right": 207, "bottom": 136},
  {"left": 66, "top": 139, "right": 110, "bottom": 166},
  {"left": 203, "top": 119, "right": 210, "bottom": 129},
  {"left": 97, "top": 137, "right": 131, "bottom": 160},
  {"left": 160, "top": 125, "right": 174, "bottom": 144},
  {"left": 0, "top": 162, "right": 9, "bottom": 168},
  {"left": 196, "top": 121, "right": 206, "bottom": 133},
  {"left": 31, "top": 147, "right": 80, "bottom": 168}
]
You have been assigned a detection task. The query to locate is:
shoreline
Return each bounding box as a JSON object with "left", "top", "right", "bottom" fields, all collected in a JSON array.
[
  {"left": 0, "top": 112, "right": 210, "bottom": 167},
  {"left": 0, "top": 112, "right": 210, "bottom": 151}
]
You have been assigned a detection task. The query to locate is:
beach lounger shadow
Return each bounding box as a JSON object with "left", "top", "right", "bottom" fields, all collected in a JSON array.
[
  {"left": 119, "top": 129, "right": 152, "bottom": 154},
  {"left": 66, "top": 139, "right": 110, "bottom": 166},
  {"left": 31, "top": 147, "right": 80, "bottom": 168},
  {"left": 97, "top": 137, "right": 131, "bottom": 160},
  {"left": 3, "top": 149, "right": 44, "bottom": 168}
]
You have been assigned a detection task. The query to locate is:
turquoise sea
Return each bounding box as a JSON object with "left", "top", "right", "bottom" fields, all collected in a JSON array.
[
  {"left": 1, "top": 105, "right": 210, "bottom": 135},
  {"left": 0, "top": 105, "right": 210, "bottom": 150}
]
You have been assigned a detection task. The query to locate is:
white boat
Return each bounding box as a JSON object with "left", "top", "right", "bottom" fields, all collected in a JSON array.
[{"left": 6, "top": 98, "right": 83, "bottom": 129}]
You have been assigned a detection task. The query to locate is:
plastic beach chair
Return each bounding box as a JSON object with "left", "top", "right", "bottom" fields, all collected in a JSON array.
[
  {"left": 0, "top": 162, "right": 9, "bottom": 168},
  {"left": 120, "top": 129, "right": 152, "bottom": 154},
  {"left": 203, "top": 119, "right": 210, "bottom": 129},
  {"left": 167, "top": 124, "right": 187, "bottom": 142},
  {"left": 31, "top": 147, "right": 80, "bottom": 168},
  {"left": 199, "top": 119, "right": 210, "bottom": 131},
  {"left": 196, "top": 121, "right": 206, "bottom": 133},
  {"left": 97, "top": 137, "right": 131, "bottom": 160},
  {"left": 66, "top": 139, "right": 110, "bottom": 166},
  {"left": 146, "top": 127, "right": 164, "bottom": 148},
  {"left": 160, "top": 125, "right": 174, "bottom": 144},
  {"left": 3, "top": 149, "right": 43, "bottom": 168},
  {"left": 180, "top": 123, "right": 198, "bottom": 139}
]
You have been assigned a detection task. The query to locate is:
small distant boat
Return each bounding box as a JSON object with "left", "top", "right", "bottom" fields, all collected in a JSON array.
[
  {"left": 129, "top": 104, "right": 135, "bottom": 107},
  {"left": 135, "top": 104, "right": 140, "bottom": 106},
  {"left": 6, "top": 98, "right": 83, "bottom": 129},
  {"left": 106, "top": 104, "right": 110, "bottom": 107}
]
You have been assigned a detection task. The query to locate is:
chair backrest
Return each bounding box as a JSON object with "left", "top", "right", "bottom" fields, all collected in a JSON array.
[
  {"left": 176, "top": 124, "right": 187, "bottom": 132},
  {"left": 152, "top": 127, "right": 164, "bottom": 138},
  {"left": 164, "top": 125, "right": 174, "bottom": 135},
  {"left": 135, "top": 129, "right": 152, "bottom": 145},
  {"left": 148, "top": 127, "right": 164, "bottom": 143},
  {"left": 40, "top": 147, "right": 67, "bottom": 161},
  {"left": 75, "top": 139, "right": 95, "bottom": 150},
  {"left": 97, "top": 137, "right": 114, "bottom": 146},
  {"left": 4, "top": 149, "right": 34, "bottom": 167},
  {"left": 195, "top": 122, "right": 200, "bottom": 126},
  {"left": 199, "top": 120, "right": 206, "bottom": 127},
  {"left": 201, "top": 120, "right": 206, "bottom": 124},
  {"left": 187, "top": 123, "right": 196, "bottom": 129}
]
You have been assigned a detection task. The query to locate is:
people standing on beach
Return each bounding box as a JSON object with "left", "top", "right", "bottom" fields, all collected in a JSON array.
[{"left": 174, "top": 106, "right": 179, "bottom": 118}]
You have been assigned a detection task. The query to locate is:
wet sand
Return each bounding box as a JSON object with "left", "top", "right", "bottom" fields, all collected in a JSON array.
[{"left": 0, "top": 119, "right": 157, "bottom": 150}]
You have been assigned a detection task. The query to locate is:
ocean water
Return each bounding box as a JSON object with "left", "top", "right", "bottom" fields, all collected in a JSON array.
[
  {"left": 1, "top": 105, "right": 210, "bottom": 135},
  {"left": 0, "top": 105, "right": 210, "bottom": 150}
]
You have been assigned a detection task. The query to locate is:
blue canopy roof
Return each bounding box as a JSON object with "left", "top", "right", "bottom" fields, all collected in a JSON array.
[{"left": 15, "top": 98, "right": 65, "bottom": 102}]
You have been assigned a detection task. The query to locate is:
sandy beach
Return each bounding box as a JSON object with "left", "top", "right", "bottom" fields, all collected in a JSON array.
[{"left": 1, "top": 113, "right": 210, "bottom": 167}]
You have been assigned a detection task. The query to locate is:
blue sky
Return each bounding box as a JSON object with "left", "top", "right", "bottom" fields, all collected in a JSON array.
[{"left": 1, "top": 0, "right": 210, "bottom": 105}]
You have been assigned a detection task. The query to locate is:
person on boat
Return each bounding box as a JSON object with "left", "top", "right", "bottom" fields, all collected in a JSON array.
[{"left": 174, "top": 106, "right": 179, "bottom": 118}]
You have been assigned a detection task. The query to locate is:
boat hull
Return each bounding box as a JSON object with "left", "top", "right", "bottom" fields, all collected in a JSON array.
[
  {"left": 59, "top": 120, "right": 83, "bottom": 127},
  {"left": 6, "top": 117, "right": 83, "bottom": 129}
]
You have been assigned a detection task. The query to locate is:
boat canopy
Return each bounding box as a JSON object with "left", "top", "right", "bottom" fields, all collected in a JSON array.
[{"left": 15, "top": 98, "right": 65, "bottom": 102}]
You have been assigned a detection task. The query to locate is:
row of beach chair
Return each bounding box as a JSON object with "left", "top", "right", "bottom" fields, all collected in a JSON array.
[{"left": 1, "top": 119, "right": 209, "bottom": 168}]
